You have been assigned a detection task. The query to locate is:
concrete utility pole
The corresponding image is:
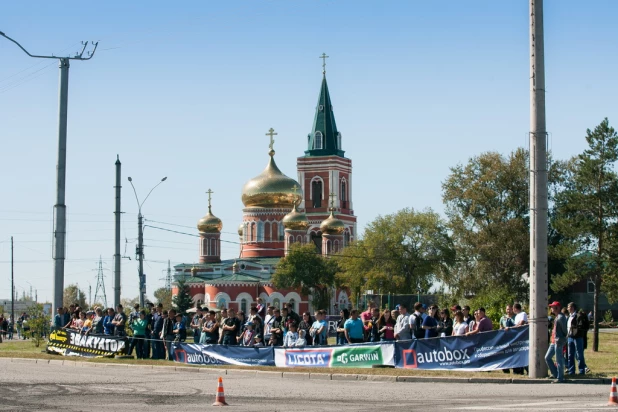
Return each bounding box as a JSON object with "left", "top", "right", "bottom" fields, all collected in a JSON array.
[
  {"left": 529, "top": 0, "right": 549, "bottom": 378},
  {"left": 114, "top": 155, "right": 122, "bottom": 307},
  {"left": 11, "top": 236, "right": 14, "bottom": 325},
  {"left": 0, "top": 31, "right": 98, "bottom": 316},
  {"left": 128, "top": 176, "right": 167, "bottom": 308}
]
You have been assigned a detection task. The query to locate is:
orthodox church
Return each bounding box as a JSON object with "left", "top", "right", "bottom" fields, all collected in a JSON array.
[{"left": 173, "top": 61, "right": 356, "bottom": 315}]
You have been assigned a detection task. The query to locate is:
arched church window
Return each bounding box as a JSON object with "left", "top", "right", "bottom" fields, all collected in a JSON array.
[
  {"left": 344, "top": 230, "right": 350, "bottom": 246},
  {"left": 218, "top": 297, "right": 227, "bottom": 309},
  {"left": 264, "top": 222, "right": 271, "bottom": 242},
  {"left": 311, "top": 231, "right": 322, "bottom": 252},
  {"left": 272, "top": 222, "right": 278, "bottom": 241},
  {"left": 337, "top": 132, "right": 342, "bottom": 149},
  {"left": 315, "top": 131, "right": 323, "bottom": 150},
  {"left": 241, "top": 298, "right": 247, "bottom": 314},
  {"left": 257, "top": 221, "right": 264, "bottom": 242},
  {"left": 312, "top": 180, "right": 322, "bottom": 208},
  {"left": 279, "top": 223, "right": 284, "bottom": 241},
  {"left": 341, "top": 180, "right": 347, "bottom": 209}
]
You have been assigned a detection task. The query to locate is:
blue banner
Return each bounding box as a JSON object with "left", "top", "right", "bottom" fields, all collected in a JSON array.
[
  {"left": 172, "top": 343, "right": 275, "bottom": 366},
  {"left": 395, "top": 326, "right": 529, "bottom": 371}
]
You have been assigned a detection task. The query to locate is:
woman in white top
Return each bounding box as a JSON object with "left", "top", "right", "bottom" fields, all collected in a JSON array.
[{"left": 452, "top": 311, "right": 469, "bottom": 336}]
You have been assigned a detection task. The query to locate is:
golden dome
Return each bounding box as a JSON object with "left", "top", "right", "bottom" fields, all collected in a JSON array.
[
  {"left": 197, "top": 207, "right": 222, "bottom": 233},
  {"left": 238, "top": 223, "right": 244, "bottom": 236},
  {"left": 282, "top": 204, "right": 309, "bottom": 231},
  {"left": 320, "top": 210, "right": 346, "bottom": 235},
  {"left": 242, "top": 150, "right": 303, "bottom": 208}
]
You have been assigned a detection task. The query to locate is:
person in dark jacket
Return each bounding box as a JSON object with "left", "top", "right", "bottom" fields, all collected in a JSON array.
[
  {"left": 151, "top": 307, "right": 164, "bottom": 359},
  {"left": 437, "top": 308, "right": 453, "bottom": 337},
  {"left": 103, "top": 308, "right": 115, "bottom": 335},
  {"left": 567, "top": 303, "right": 590, "bottom": 374},
  {"left": 161, "top": 310, "right": 176, "bottom": 360}
]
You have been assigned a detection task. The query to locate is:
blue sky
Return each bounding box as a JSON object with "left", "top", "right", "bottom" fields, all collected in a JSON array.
[{"left": 1, "top": 1, "right": 617, "bottom": 304}]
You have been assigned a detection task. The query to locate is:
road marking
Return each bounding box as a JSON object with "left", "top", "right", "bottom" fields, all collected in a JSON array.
[{"left": 451, "top": 400, "right": 608, "bottom": 410}]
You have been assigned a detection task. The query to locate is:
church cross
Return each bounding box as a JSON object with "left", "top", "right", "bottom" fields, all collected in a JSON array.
[
  {"left": 206, "top": 188, "right": 214, "bottom": 210},
  {"left": 266, "top": 128, "right": 277, "bottom": 151},
  {"left": 329, "top": 192, "right": 337, "bottom": 210},
  {"left": 320, "top": 53, "right": 329, "bottom": 74},
  {"left": 291, "top": 184, "right": 300, "bottom": 206}
]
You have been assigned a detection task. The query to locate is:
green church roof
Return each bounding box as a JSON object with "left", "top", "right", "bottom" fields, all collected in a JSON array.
[
  {"left": 205, "top": 272, "right": 263, "bottom": 284},
  {"left": 305, "top": 75, "right": 345, "bottom": 158}
]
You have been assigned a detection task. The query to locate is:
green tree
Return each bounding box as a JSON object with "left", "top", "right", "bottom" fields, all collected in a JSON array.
[
  {"left": 552, "top": 118, "right": 618, "bottom": 351},
  {"left": 336, "top": 208, "right": 454, "bottom": 300},
  {"left": 63, "top": 284, "right": 87, "bottom": 310},
  {"left": 172, "top": 279, "right": 193, "bottom": 315},
  {"left": 27, "top": 303, "right": 50, "bottom": 348},
  {"left": 442, "top": 148, "right": 569, "bottom": 310},
  {"left": 442, "top": 149, "right": 530, "bottom": 301},
  {"left": 154, "top": 288, "right": 173, "bottom": 309},
  {"left": 272, "top": 243, "right": 337, "bottom": 310}
]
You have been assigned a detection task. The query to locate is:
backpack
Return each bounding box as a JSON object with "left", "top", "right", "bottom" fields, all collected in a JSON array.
[{"left": 412, "top": 314, "right": 424, "bottom": 339}]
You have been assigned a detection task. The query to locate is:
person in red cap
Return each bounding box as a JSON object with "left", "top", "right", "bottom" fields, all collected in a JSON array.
[{"left": 545, "top": 301, "right": 568, "bottom": 382}]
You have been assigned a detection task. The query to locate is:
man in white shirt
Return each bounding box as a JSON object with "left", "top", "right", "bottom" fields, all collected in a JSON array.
[
  {"left": 509, "top": 303, "right": 528, "bottom": 375},
  {"left": 263, "top": 306, "right": 275, "bottom": 343},
  {"left": 513, "top": 303, "right": 528, "bottom": 326},
  {"left": 394, "top": 304, "right": 411, "bottom": 341}
]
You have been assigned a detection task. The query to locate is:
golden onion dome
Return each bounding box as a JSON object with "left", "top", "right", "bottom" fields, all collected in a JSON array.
[
  {"left": 282, "top": 204, "right": 309, "bottom": 231},
  {"left": 238, "top": 223, "right": 244, "bottom": 236},
  {"left": 320, "top": 210, "right": 346, "bottom": 235},
  {"left": 241, "top": 150, "right": 303, "bottom": 208},
  {"left": 197, "top": 206, "right": 223, "bottom": 233}
]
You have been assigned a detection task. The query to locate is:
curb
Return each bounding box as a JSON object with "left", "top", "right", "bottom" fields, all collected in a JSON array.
[{"left": 0, "top": 357, "right": 609, "bottom": 385}]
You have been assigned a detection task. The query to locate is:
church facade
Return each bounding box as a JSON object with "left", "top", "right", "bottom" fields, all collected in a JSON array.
[{"left": 172, "top": 67, "right": 356, "bottom": 315}]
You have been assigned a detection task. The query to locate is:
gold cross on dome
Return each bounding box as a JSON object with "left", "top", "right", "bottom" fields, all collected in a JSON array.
[
  {"left": 329, "top": 192, "right": 337, "bottom": 210},
  {"left": 266, "top": 128, "right": 277, "bottom": 151},
  {"left": 291, "top": 184, "right": 301, "bottom": 206},
  {"left": 206, "top": 189, "right": 214, "bottom": 208},
  {"left": 320, "top": 53, "right": 329, "bottom": 74}
]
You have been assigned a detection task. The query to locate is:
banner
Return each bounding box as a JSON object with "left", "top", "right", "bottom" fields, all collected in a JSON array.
[
  {"left": 274, "top": 343, "right": 395, "bottom": 368},
  {"left": 46, "top": 328, "right": 128, "bottom": 358},
  {"left": 324, "top": 316, "right": 340, "bottom": 337},
  {"left": 395, "top": 326, "right": 529, "bottom": 371},
  {"left": 173, "top": 343, "right": 275, "bottom": 366}
]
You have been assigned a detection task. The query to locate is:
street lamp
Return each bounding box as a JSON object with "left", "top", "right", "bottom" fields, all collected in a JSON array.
[{"left": 127, "top": 176, "right": 167, "bottom": 308}]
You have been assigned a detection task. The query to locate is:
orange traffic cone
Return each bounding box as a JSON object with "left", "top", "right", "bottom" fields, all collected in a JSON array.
[
  {"left": 212, "top": 376, "right": 228, "bottom": 407},
  {"left": 609, "top": 377, "right": 618, "bottom": 406}
]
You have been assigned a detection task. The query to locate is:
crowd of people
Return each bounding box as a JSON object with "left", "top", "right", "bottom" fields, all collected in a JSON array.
[
  {"left": 49, "top": 297, "right": 592, "bottom": 380},
  {"left": 0, "top": 312, "right": 35, "bottom": 342}
]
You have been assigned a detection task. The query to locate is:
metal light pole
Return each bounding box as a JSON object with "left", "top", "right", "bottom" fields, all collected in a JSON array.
[
  {"left": 529, "top": 0, "right": 549, "bottom": 378},
  {"left": 0, "top": 31, "right": 98, "bottom": 316},
  {"left": 128, "top": 176, "right": 167, "bottom": 308}
]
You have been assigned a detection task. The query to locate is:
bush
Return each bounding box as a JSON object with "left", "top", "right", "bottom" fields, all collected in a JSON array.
[{"left": 27, "top": 303, "right": 50, "bottom": 347}]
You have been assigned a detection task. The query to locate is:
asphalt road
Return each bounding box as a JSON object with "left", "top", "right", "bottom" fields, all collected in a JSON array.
[{"left": 0, "top": 359, "right": 611, "bottom": 411}]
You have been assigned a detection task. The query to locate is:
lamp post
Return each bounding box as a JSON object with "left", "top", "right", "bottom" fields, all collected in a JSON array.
[{"left": 127, "top": 176, "right": 167, "bottom": 308}]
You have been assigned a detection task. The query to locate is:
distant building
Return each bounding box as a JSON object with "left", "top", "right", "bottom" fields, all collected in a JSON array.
[
  {"left": 173, "top": 66, "right": 355, "bottom": 314},
  {"left": 0, "top": 299, "right": 37, "bottom": 317}
]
